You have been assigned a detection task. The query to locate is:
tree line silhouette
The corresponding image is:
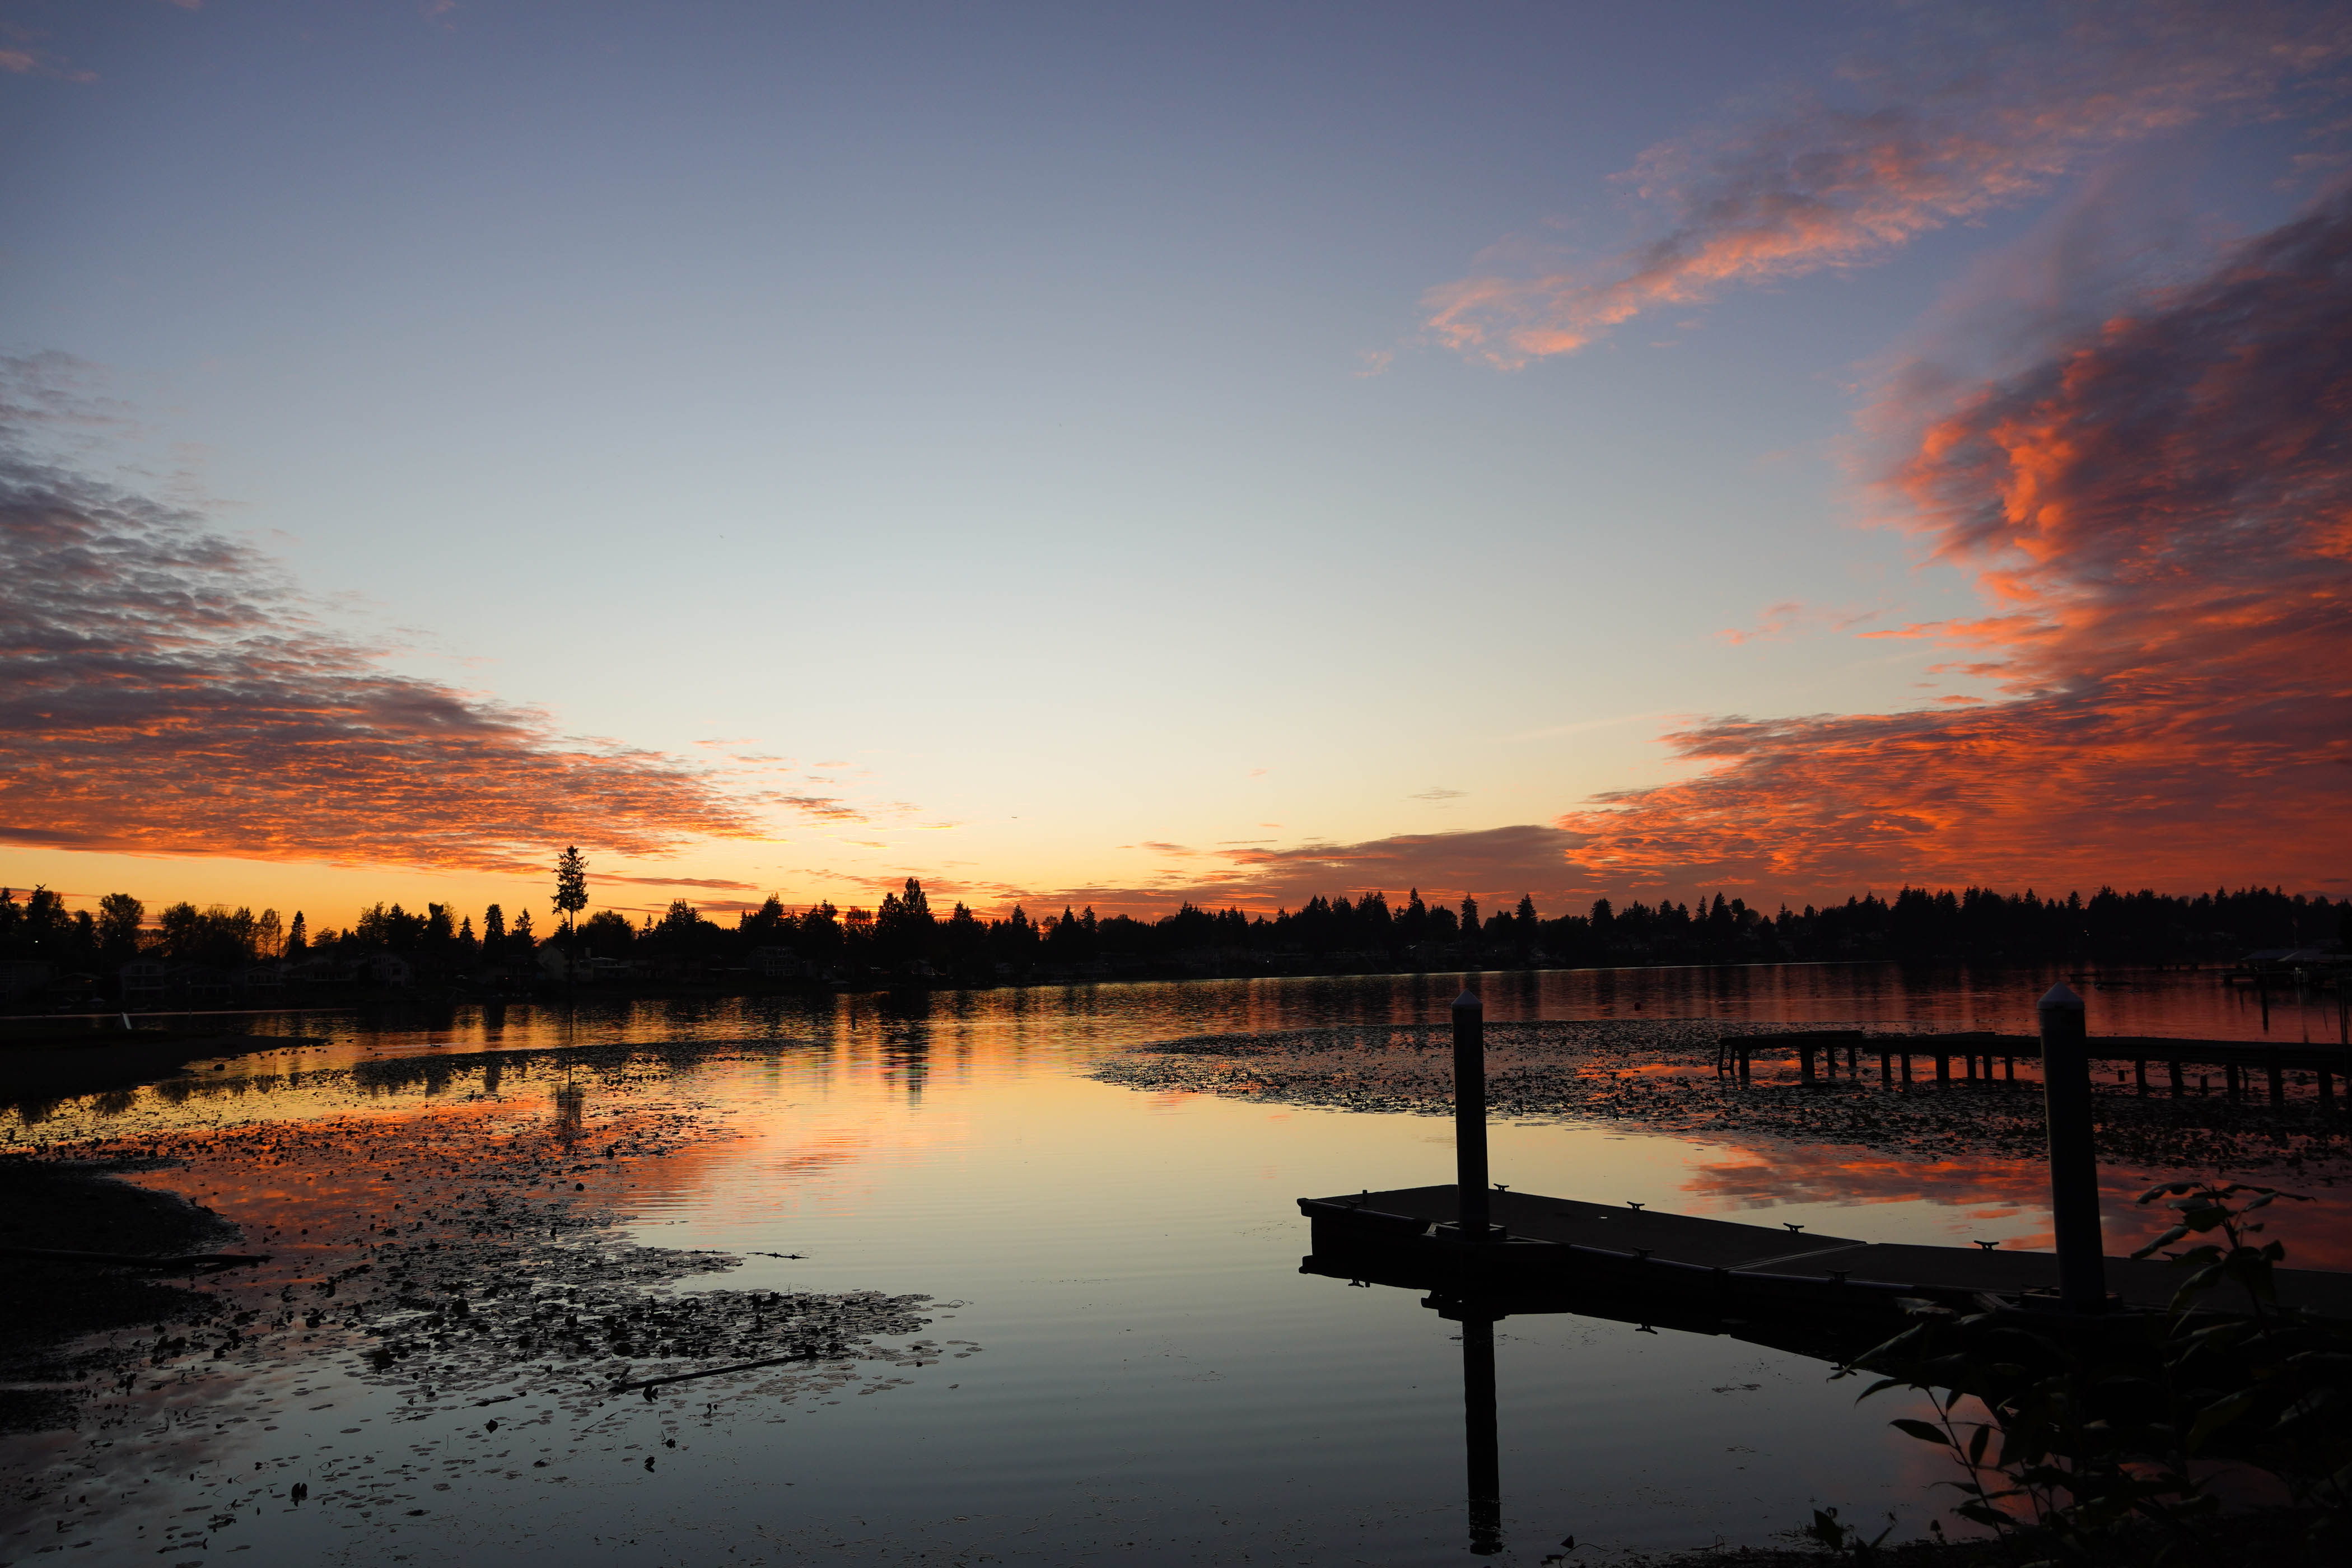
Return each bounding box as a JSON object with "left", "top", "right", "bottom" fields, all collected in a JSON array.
[{"left": 3, "top": 877, "right": 2342, "bottom": 993}]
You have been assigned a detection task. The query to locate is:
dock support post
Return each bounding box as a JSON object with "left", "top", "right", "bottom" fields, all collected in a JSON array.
[
  {"left": 2134, "top": 1058, "right": 2146, "bottom": 1096},
  {"left": 1900, "top": 1051, "right": 1912, "bottom": 1086},
  {"left": 1738, "top": 1042, "right": 1751, "bottom": 1085},
  {"left": 1935, "top": 1049, "right": 1950, "bottom": 1084},
  {"left": 2267, "top": 1052, "right": 2285, "bottom": 1107},
  {"left": 2040, "top": 983, "right": 2106, "bottom": 1314},
  {"left": 1452, "top": 990, "right": 1494, "bottom": 1242},
  {"left": 2320, "top": 1068, "right": 2335, "bottom": 1112},
  {"left": 2227, "top": 1062, "right": 2242, "bottom": 1102},
  {"left": 2168, "top": 1056, "right": 2183, "bottom": 1098},
  {"left": 1879, "top": 1049, "right": 1891, "bottom": 1086},
  {"left": 1800, "top": 1043, "right": 1816, "bottom": 1084}
]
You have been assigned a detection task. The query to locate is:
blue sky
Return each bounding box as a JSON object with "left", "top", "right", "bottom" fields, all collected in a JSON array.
[{"left": 5, "top": 1, "right": 2346, "bottom": 922}]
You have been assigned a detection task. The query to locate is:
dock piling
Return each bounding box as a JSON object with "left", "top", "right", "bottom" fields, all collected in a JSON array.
[
  {"left": 1452, "top": 990, "right": 1494, "bottom": 1243},
  {"left": 2039, "top": 983, "right": 2107, "bottom": 1314}
]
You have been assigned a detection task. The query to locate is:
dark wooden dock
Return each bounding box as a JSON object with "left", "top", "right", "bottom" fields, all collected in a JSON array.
[{"left": 1300, "top": 1183, "right": 2352, "bottom": 1325}]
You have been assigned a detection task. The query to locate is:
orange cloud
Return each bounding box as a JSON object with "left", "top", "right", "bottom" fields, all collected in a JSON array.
[
  {"left": 0, "top": 366, "right": 766, "bottom": 875},
  {"left": 1427, "top": 4, "right": 2352, "bottom": 366},
  {"left": 1558, "top": 190, "right": 2352, "bottom": 899}
]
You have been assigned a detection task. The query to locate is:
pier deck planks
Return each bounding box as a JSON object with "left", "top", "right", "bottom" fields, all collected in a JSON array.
[{"left": 1301, "top": 1185, "right": 2352, "bottom": 1318}]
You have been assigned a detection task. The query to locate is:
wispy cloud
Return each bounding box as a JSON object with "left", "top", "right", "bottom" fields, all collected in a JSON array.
[
  {"left": 0, "top": 358, "right": 766, "bottom": 875},
  {"left": 1409, "top": 787, "right": 1466, "bottom": 802},
  {"left": 1557, "top": 189, "right": 2352, "bottom": 897},
  {"left": 1718, "top": 601, "right": 1883, "bottom": 645},
  {"left": 1426, "top": 2, "right": 2352, "bottom": 366}
]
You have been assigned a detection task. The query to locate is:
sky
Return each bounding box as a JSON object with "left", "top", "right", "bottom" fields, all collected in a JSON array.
[{"left": 3, "top": 0, "right": 2348, "bottom": 929}]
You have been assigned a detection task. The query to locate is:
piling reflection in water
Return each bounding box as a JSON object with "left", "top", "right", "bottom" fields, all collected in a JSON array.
[
  {"left": 552, "top": 1077, "right": 585, "bottom": 1142},
  {"left": 1438, "top": 1294, "right": 1506, "bottom": 1556}
]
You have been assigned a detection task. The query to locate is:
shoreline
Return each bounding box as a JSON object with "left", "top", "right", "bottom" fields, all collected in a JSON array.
[{"left": 1, "top": 1032, "right": 325, "bottom": 1114}]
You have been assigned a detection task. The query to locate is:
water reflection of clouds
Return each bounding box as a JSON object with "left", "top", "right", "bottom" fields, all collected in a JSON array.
[{"left": 1681, "top": 1147, "right": 2352, "bottom": 1270}]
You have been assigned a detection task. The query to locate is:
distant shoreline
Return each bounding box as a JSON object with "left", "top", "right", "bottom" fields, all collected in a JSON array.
[{"left": 0, "top": 1032, "right": 323, "bottom": 1113}]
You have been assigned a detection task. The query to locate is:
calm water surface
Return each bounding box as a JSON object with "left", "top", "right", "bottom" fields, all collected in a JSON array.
[{"left": 7, "top": 963, "right": 2345, "bottom": 1566}]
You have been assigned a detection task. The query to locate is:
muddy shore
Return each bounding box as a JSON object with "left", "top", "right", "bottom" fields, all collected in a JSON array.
[
  {"left": 0, "top": 1158, "right": 242, "bottom": 1433},
  {"left": 0, "top": 1031, "right": 324, "bottom": 1116},
  {"left": 0, "top": 1037, "right": 965, "bottom": 1557}
]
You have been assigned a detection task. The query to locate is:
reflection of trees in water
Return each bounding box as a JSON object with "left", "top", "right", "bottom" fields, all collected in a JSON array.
[
  {"left": 882, "top": 1033, "right": 930, "bottom": 1100},
  {"left": 877, "top": 988, "right": 934, "bottom": 1026}
]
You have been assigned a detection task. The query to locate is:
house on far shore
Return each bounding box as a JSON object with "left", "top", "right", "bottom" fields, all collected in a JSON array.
[
  {"left": 118, "top": 959, "right": 171, "bottom": 1004},
  {"left": 1, "top": 959, "right": 55, "bottom": 1000},
  {"left": 750, "top": 946, "right": 810, "bottom": 981},
  {"left": 171, "top": 964, "right": 232, "bottom": 1004},
  {"left": 368, "top": 953, "right": 413, "bottom": 987}
]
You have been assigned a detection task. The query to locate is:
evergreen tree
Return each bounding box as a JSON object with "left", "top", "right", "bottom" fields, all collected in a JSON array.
[{"left": 553, "top": 847, "right": 589, "bottom": 950}]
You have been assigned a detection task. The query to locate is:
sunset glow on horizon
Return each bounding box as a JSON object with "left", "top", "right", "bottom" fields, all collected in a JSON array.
[{"left": 3, "top": 0, "right": 2348, "bottom": 928}]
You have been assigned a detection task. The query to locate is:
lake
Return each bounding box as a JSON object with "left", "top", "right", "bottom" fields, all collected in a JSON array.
[{"left": 4, "top": 961, "right": 2344, "bottom": 1566}]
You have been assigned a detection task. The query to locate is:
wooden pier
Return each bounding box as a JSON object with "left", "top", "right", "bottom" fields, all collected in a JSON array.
[{"left": 1714, "top": 1028, "right": 2351, "bottom": 1105}]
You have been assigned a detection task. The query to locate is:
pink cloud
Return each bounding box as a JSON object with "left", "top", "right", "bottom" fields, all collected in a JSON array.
[{"left": 1427, "top": 4, "right": 2352, "bottom": 366}]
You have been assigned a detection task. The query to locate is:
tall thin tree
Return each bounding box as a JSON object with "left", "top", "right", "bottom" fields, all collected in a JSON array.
[{"left": 553, "top": 846, "right": 589, "bottom": 976}]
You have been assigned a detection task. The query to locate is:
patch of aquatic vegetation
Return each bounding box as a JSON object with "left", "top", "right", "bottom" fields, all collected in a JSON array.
[
  {"left": 1096, "top": 1020, "right": 2352, "bottom": 1181},
  {"left": 1, "top": 1045, "right": 973, "bottom": 1555}
]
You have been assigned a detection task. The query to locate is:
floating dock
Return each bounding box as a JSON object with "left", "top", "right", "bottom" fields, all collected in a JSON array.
[
  {"left": 1300, "top": 1182, "right": 2352, "bottom": 1328},
  {"left": 1300, "top": 988, "right": 2352, "bottom": 1334}
]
